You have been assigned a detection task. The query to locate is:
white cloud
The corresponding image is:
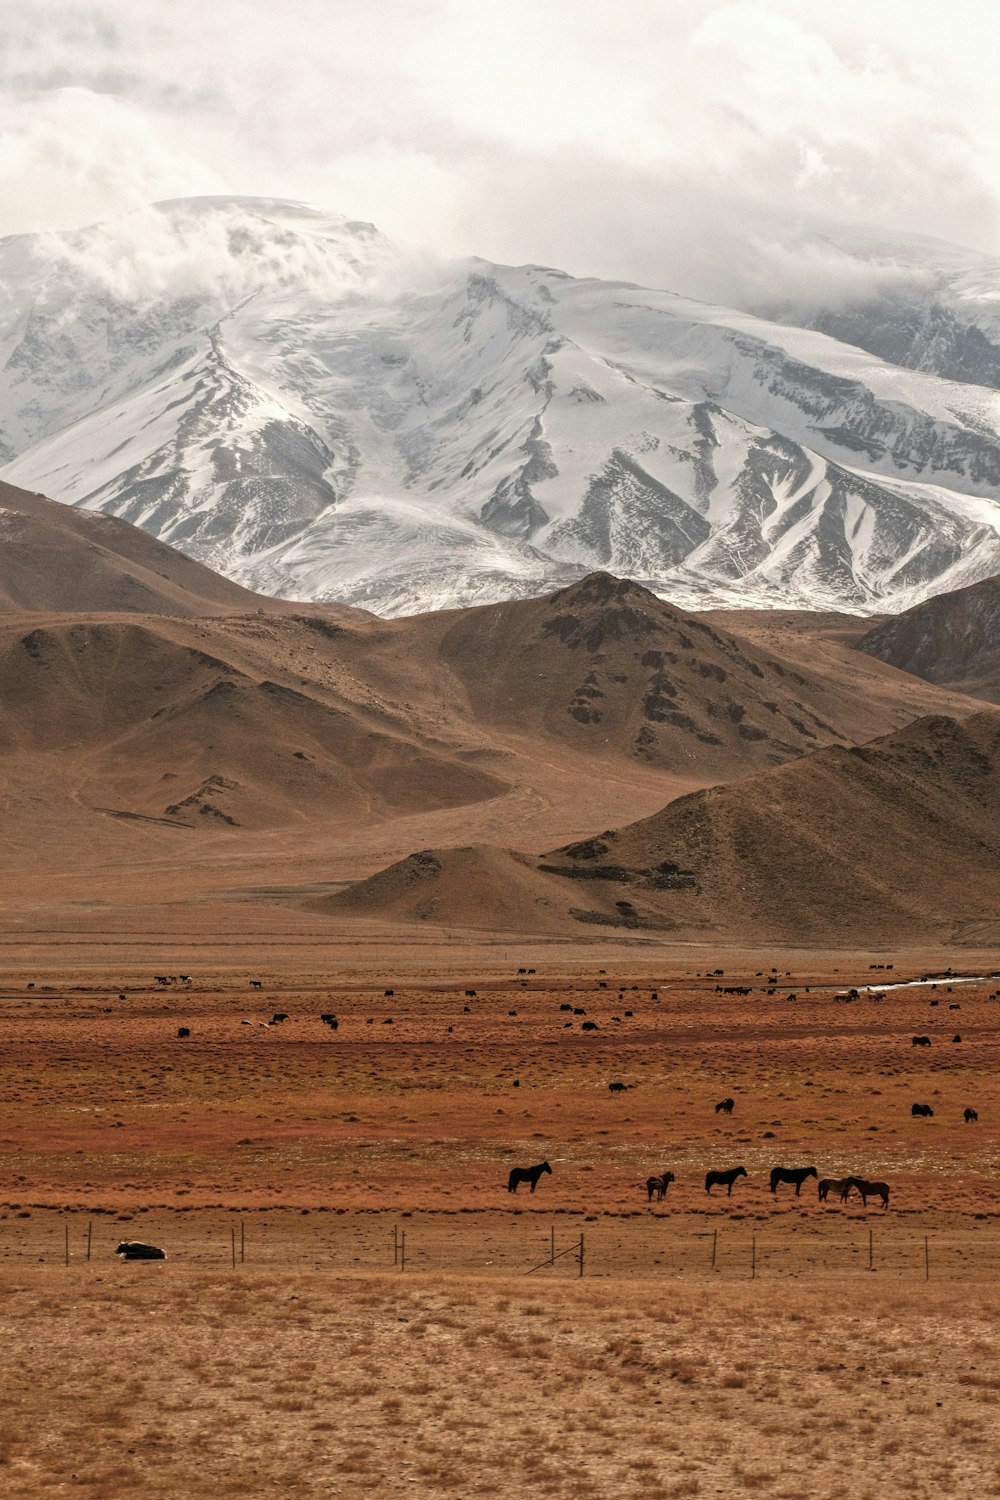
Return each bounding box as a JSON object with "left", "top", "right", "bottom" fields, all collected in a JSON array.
[{"left": 2, "top": 1, "right": 1000, "bottom": 310}]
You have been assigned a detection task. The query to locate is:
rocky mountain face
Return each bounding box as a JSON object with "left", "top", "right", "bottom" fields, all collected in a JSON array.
[
  {"left": 856, "top": 574, "right": 1000, "bottom": 703},
  {"left": 3, "top": 197, "right": 1000, "bottom": 616}
]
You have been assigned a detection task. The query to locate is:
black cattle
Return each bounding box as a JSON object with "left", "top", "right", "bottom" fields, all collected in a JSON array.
[
  {"left": 465, "top": 989, "right": 477, "bottom": 997},
  {"left": 608, "top": 1081, "right": 628, "bottom": 1093},
  {"left": 581, "top": 1020, "right": 599, "bottom": 1031},
  {"left": 912, "top": 1103, "right": 934, "bottom": 1117},
  {"left": 116, "top": 1241, "right": 166, "bottom": 1260},
  {"left": 964, "top": 1108, "right": 979, "bottom": 1123},
  {"left": 384, "top": 988, "right": 394, "bottom": 997},
  {"left": 911, "top": 1036, "right": 931, "bottom": 1047},
  {"left": 559, "top": 1003, "right": 573, "bottom": 1012},
  {"left": 177, "top": 1027, "right": 190, "bottom": 1038},
  {"left": 270, "top": 1012, "right": 289, "bottom": 1024},
  {"left": 250, "top": 980, "right": 263, "bottom": 989},
  {"left": 715, "top": 1097, "right": 735, "bottom": 1115}
]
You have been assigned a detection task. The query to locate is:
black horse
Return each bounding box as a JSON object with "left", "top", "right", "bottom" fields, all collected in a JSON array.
[
  {"left": 508, "top": 1161, "right": 552, "bottom": 1194},
  {"left": 705, "top": 1165, "right": 747, "bottom": 1196},
  {"left": 715, "top": 1097, "right": 735, "bottom": 1115},
  {"left": 770, "top": 1165, "right": 818, "bottom": 1196}
]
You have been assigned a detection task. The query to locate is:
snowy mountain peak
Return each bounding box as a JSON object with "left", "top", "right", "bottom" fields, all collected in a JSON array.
[{"left": 2, "top": 198, "right": 1000, "bottom": 616}]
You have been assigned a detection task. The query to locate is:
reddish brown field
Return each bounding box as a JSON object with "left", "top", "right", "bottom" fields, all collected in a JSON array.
[{"left": 2, "top": 947, "right": 999, "bottom": 1497}]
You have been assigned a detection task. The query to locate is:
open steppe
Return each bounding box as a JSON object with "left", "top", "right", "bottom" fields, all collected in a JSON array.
[{"left": 2, "top": 950, "right": 999, "bottom": 1497}]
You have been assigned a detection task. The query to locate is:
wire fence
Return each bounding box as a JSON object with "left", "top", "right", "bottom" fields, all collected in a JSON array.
[{"left": 4, "top": 1211, "right": 1000, "bottom": 1282}]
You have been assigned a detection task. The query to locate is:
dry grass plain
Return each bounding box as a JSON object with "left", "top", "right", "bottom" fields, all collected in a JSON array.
[{"left": 1, "top": 949, "right": 1000, "bottom": 1496}]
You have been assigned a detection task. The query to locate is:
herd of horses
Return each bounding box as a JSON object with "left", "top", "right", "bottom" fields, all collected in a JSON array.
[{"left": 508, "top": 1160, "right": 892, "bottom": 1207}]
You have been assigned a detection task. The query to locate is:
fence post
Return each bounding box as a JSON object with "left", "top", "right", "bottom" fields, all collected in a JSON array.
[
  {"left": 86, "top": 1219, "right": 93, "bottom": 1263},
  {"left": 751, "top": 1235, "right": 756, "bottom": 1280},
  {"left": 711, "top": 1229, "right": 717, "bottom": 1270},
  {"left": 240, "top": 1220, "right": 245, "bottom": 1264},
  {"left": 551, "top": 1225, "right": 555, "bottom": 1266},
  {"left": 400, "top": 1231, "right": 406, "bottom": 1272},
  {"left": 924, "top": 1236, "right": 930, "bottom": 1282},
  {"left": 64, "top": 1221, "right": 69, "bottom": 1267},
  {"left": 578, "top": 1233, "right": 584, "bottom": 1278},
  {"left": 393, "top": 1225, "right": 399, "bottom": 1266},
  {"left": 231, "top": 1227, "right": 236, "bottom": 1270},
  {"left": 868, "top": 1228, "right": 873, "bottom": 1271}
]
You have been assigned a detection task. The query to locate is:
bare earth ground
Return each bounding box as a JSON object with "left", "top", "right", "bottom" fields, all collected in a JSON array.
[{"left": 2, "top": 948, "right": 999, "bottom": 1497}]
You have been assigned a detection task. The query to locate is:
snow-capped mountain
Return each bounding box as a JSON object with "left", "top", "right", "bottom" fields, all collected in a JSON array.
[{"left": 2, "top": 196, "right": 1000, "bottom": 615}]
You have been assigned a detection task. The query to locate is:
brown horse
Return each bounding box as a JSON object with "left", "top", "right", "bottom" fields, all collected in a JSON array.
[
  {"left": 645, "top": 1171, "right": 675, "bottom": 1203},
  {"left": 846, "top": 1177, "right": 890, "bottom": 1208},
  {"left": 817, "top": 1177, "right": 852, "bottom": 1203}
]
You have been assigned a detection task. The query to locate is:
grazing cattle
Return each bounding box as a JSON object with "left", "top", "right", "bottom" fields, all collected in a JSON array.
[
  {"left": 705, "top": 1165, "right": 747, "bottom": 1196},
  {"left": 846, "top": 1177, "right": 890, "bottom": 1209},
  {"left": 964, "top": 1108, "right": 979, "bottom": 1123},
  {"left": 250, "top": 980, "right": 263, "bottom": 989},
  {"left": 155, "top": 976, "right": 170, "bottom": 985},
  {"left": 116, "top": 1241, "right": 166, "bottom": 1260},
  {"left": 952, "top": 1035, "right": 962, "bottom": 1043},
  {"left": 270, "top": 1012, "right": 289, "bottom": 1024},
  {"left": 384, "top": 989, "right": 394, "bottom": 997},
  {"left": 818, "top": 1177, "right": 853, "bottom": 1203},
  {"left": 508, "top": 1161, "right": 552, "bottom": 1194},
  {"left": 608, "top": 1081, "right": 628, "bottom": 1093},
  {"left": 465, "top": 989, "right": 477, "bottom": 997},
  {"left": 715, "top": 1097, "right": 735, "bottom": 1115},
  {"left": 770, "top": 1165, "right": 818, "bottom": 1196},
  {"left": 912, "top": 1103, "right": 934, "bottom": 1117},
  {"left": 646, "top": 1171, "right": 676, "bottom": 1203},
  {"left": 581, "top": 1020, "right": 599, "bottom": 1031},
  {"left": 176, "top": 1027, "right": 190, "bottom": 1038},
  {"left": 179, "top": 976, "right": 191, "bottom": 983},
  {"left": 911, "top": 1036, "right": 931, "bottom": 1047},
  {"left": 559, "top": 1003, "right": 573, "bottom": 1012}
]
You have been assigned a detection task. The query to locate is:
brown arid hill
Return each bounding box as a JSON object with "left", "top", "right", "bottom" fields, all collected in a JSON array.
[
  {"left": 343, "top": 571, "right": 981, "bottom": 780},
  {"left": 0, "top": 611, "right": 510, "bottom": 833},
  {"left": 0, "top": 479, "right": 294, "bottom": 617},
  {"left": 854, "top": 574, "right": 1000, "bottom": 704},
  {"left": 325, "top": 711, "right": 1000, "bottom": 945}
]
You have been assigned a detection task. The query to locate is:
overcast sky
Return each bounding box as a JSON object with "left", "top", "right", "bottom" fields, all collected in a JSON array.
[{"left": 4, "top": 0, "right": 1000, "bottom": 305}]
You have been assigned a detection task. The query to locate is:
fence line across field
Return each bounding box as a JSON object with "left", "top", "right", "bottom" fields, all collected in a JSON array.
[{"left": 5, "top": 1216, "right": 1000, "bottom": 1282}]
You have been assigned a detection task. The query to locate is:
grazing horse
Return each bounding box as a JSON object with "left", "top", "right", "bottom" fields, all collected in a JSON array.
[
  {"left": 715, "top": 1097, "right": 735, "bottom": 1115},
  {"left": 912, "top": 1103, "right": 934, "bottom": 1117},
  {"left": 705, "top": 1165, "right": 747, "bottom": 1196},
  {"left": 817, "top": 1177, "right": 853, "bottom": 1203},
  {"left": 645, "top": 1171, "right": 676, "bottom": 1203},
  {"left": 846, "top": 1177, "right": 890, "bottom": 1209},
  {"left": 508, "top": 1161, "right": 552, "bottom": 1194},
  {"left": 770, "top": 1165, "right": 818, "bottom": 1196},
  {"left": 964, "top": 1107, "right": 979, "bottom": 1123}
]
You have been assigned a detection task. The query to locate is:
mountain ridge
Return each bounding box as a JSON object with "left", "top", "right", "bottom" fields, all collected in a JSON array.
[{"left": 2, "top": 196, "right": 1000, "bottom": 617}]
